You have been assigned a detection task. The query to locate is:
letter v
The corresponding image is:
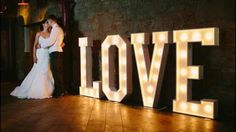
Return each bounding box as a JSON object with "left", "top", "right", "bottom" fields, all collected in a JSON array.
[{"left": 131, "top": 31, "right": 172, "bottom": 107}]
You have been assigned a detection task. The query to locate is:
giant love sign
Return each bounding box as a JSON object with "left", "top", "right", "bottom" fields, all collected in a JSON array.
[{"left": 79, "top": 27, "right": 219, "bottom": 119}]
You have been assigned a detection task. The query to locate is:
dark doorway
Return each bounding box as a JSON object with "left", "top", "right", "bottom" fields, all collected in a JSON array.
[{"left": 1, "top": 16, "right": 17, "bottom": 81}]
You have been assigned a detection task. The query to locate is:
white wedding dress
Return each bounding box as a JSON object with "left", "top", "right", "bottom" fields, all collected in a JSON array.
[{"left": 10, "top": 36, "right": 54, "bottom": 99}]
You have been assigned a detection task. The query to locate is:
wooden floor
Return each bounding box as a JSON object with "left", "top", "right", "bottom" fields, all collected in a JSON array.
[{"left": 1, "top": 82, "right": 235, "bottom": 132}]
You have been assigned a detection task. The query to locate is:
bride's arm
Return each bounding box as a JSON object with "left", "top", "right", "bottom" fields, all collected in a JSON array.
[
  {"left": 41, "top": 27, "right": 59, "bottom": 48},
  {"left": 33, "top": 32, "right": 40, "bottom": 63}
]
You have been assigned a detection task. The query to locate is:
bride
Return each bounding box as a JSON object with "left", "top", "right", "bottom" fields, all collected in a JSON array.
[{"left": 10, "top": 19, "right": 54, "bottom": 99}]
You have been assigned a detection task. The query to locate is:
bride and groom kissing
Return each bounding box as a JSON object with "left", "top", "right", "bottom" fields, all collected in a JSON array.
[{"left": 11, "top": 15, "right": 66, "bottom": 99}]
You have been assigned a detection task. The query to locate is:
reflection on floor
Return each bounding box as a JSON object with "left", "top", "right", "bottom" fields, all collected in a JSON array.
[{"left": 1, "top": 82, "right": 235, "bottom": 132}]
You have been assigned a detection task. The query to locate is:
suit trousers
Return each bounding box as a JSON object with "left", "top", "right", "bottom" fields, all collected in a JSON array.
[{"left": 49, "top": 52, "right": 65, "bottom": 96}]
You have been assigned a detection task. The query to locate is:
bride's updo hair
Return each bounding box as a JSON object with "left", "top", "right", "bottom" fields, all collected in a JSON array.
[
  {"left": 40, "top": 19, "right": 47, "bottom": 31},
  {"left": 39, "top": 19, "right": 51, "bottom": 32}
]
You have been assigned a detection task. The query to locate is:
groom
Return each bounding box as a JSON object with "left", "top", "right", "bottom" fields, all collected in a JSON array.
[{"left": 38, "top": 15, "right": 66, "bottom": 97}]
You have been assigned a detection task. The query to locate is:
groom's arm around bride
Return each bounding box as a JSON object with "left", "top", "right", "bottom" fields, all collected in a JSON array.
[{"left": 40, "top": 21, "right": 64, "bottom": 50}]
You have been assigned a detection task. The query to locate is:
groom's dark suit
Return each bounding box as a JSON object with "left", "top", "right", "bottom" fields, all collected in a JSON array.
[{"left": 41, "top": 23, "right": 65, "bottom": 97}]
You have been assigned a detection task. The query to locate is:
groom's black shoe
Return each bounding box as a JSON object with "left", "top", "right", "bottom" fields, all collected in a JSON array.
[
  {"left": 61, "top": 91, "right": 68, "bottom": 96},
  {"left": 52, "top": 93, "right": 60, "bottom": 98},
  {"left": 60, "top": 91, "right": 68, "bottom": 96},
  {"left": 53, "top": 95, "right": 60, "bottom": 98},
  {"left": 60, "top": 93, "right": 65, "bottom": 96}
]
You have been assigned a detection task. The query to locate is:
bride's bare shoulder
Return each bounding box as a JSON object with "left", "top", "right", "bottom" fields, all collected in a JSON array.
[{"left": 36, "top": 32, "right": 41, "bottom": 37}]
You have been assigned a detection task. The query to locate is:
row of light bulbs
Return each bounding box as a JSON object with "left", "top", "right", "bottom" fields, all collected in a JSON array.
[{"left": 79, "top": 27, "right": 219, "bottom": 119}]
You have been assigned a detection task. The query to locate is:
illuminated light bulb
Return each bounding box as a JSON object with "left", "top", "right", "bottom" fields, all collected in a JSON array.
[
  {"left": 120, "top": 82, "right": 126, "bottom": 88},
  {"left": 81, "top": 64, "right": 86, "bottom": 69},
  {"left": 147, "top": 85, "right": 154, "bottom": 93},
  {"left": 142, "top": 76, "right": 148, "bottom": 82},
  {"left": 120, "top": 52, "right": 126, "bottom": 58},
  {"left": 114, "top": 94, "right": 120, "bottom": 100},
  {"left": 112, "top": 37, "right": 119, "bottom": 44},
  {"left": 191, "top": 104, "right": 199, "bottom": 112},
  {"left": 80, "top": 61, "right": 86, "bottom": 67},
  {"left": 120, "top": 67, "right": 126, "bottom": 74},
  {"left": 93, "top": 87, "right": 98, "bottom": 92},
  {"left": 94, "top": 92, "right": 98, "bottom": 98},
  {"left": 102, "top": 51, "right": 108, "bottom": 56},
  {"left": 81, "top": 60, "right": 86, "bottom": 66},
  {"left": 121, "top": 44, "right": 126, "bottom": 50},
  {"left": 155, "top": 62, "right": 160, "bottom": 69},
  {"left": 103, "top": 87, "right": 110, "bottom": 93},
  {"left": 137, "top": 36, "right": 144, "bottom": 43},
  {"left": 152, "top": 74, "right": 158, "bottom": 81},
  {"left": 154, "top": 55, "right": 160, "bottom": 61},
  {"left": 103, "top": 75, "right": 108, "bottom": 83},
  {"left": 101, "top": 43, "right": 106, "bottom": 47},
  {"left": 158, "top": 34, "right": 166, "bottom": 42},
  {"left": 139, "top": 68, "right": 147, "bottom": 76},
  {"left": 191, "top": 68, "right": 198, "bottom": 76},
  {"left": 180, "top": 102, "right": 188, "bottom": 110},
  {"left": 102, "top": 43, "right": 109, "bottom": 49},
  {"left": 136, "top": 53, "right": 143, "bottom": 61},
  {"left": 103, "top": 72, "right": 109, "bottom": 79},
  {"left": 180, "top": 85, "right": 187, "bottom": 92},
  {"left": 180, "top": 33, "right": 188, "bottom": 41},
  {"left": 79, "top": 38, "right": 87, "bottom": 46},
  {"left": 140, "top": 61, "right": 146, "bottom": 68},
  {"left": 81, "top": 50, "right": 86, "bottom": 57},
  {"left": 89, "top": 89, "right": 93, "bottom": 95},
  {"left": 147, "top": 97, "right": 153, "bottom": 104},
  {"left": 121, "top": 74, "right": 127, "bottom": 81},
  {"left": 157, "top": 49, "right": 163, "bottom": 56},
  {"left": 81, "top": 71, "right": 86, "bottom": 76},
  {"left": 80, "top": 48, "right": 86, "bottom": 54},
  {"left": 204, "top": 31, "right": 213, "bottom": 41},
  {"left": 102, "top": 63, "right": 107, "bottom": 69},
  {"left": 204, "top": 105, "right": 212, "bottom": 113},
  {"left": 137, "top": 47, "right": 143, "bottom": 55},
  {"left": 85, "top": 89, "right": 89, "bottom": 94},
  {"left": 180, "top": 68, "right": 188, "bottom": 76},
  {"left": 119, "top": 91, "right": 125, "bottom": 96},
  {"left": 80, "top": 87, "right": 84, "bottom": 93},
  {"left": 180, "top": 51, "right": 187, "bottom": 59},
  {"left": 102, "top": 65, "right": 108, "bottom": 73},
  {"left": 121, "top": 48, "right": 126, "bottom": 55},
  {"left": 103, "top": 57, "right": 109, "bottom": 64},
  {"left": 120, "top": 59, "right": 126, "bottom": 65},
  {"left": 192, "top": 32, "right": 201, "bottom": 41},
  {"left": 82, "top": 82, "right": 86, "bottom": 87}
]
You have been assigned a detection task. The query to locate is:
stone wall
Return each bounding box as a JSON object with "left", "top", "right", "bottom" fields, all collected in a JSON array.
[
  {"left": 11, "top": 0, "right": 235, "bottom": 119},
  {"left": 73, "top": 0, "right": 235, "bottom": 119}
]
